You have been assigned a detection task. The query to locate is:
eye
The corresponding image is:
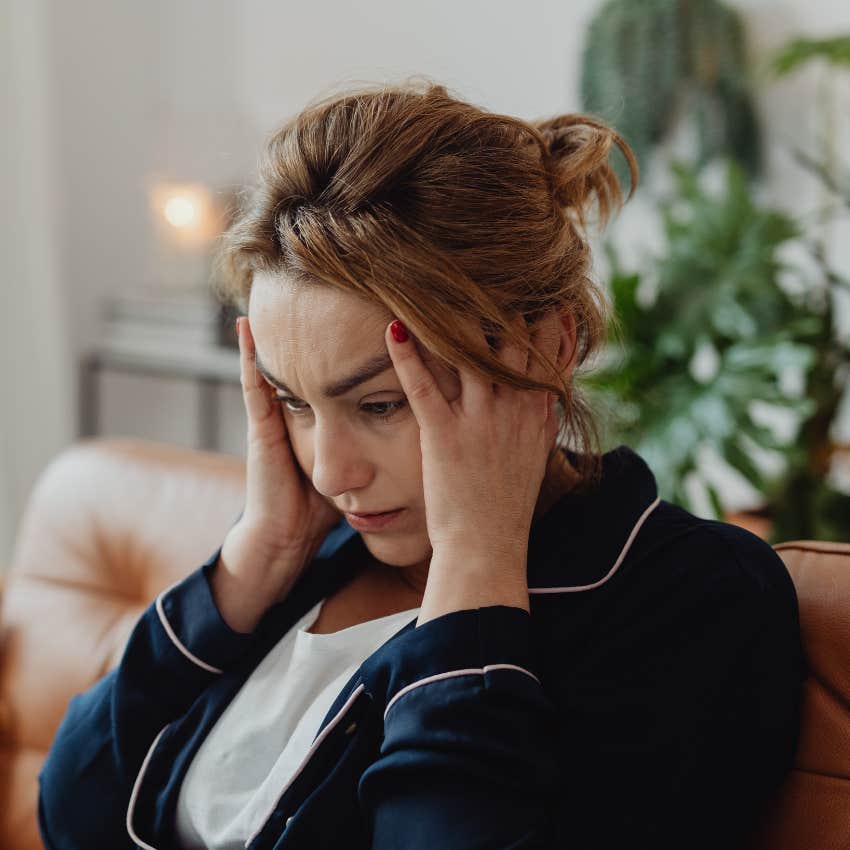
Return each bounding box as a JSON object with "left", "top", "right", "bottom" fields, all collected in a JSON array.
[
  {"left": 274, "top": 397, "right": 307, "bottom": 413},
  {"left": 272, "top": 396, "right": 408, "bottom": 424},
  {"left": 363, "top": 400, "right": 409, "bottom": 422}
]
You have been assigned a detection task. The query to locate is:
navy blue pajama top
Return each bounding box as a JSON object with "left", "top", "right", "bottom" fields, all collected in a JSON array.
[{"left": 37, "top": 444, "right": 805, "bottom": 849}]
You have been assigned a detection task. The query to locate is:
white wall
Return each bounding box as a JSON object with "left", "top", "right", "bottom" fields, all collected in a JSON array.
[
  {"left": 3, "top": 0, "right": 849, "bottom": 568},
  {"left": 1, "top": 0, "right": 75, "bottom": 572}
]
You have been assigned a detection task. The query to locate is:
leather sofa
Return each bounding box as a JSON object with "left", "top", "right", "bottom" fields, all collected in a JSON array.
[{"left": 0, "top": 437, "right": 847, "bottom": 849}]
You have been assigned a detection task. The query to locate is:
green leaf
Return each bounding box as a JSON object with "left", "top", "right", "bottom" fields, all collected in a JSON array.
[
  {"left": 586, "top": 154, "right": 836, "bottom": 526},
  {"left": 723, "top": 437, "right": 768, "bottom": 493},
  {"left": 705, "top": 482, "right": 726, "bottom": 522},
  {"left": 772, "top": 36, "right": 850, "bottom": 76}
]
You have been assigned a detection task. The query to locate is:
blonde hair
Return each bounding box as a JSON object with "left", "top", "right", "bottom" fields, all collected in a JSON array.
[{"left": 212, "top": 76, "right": 638, "bottom": 491}]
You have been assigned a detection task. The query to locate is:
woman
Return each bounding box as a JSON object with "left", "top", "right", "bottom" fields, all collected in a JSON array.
[{"left": 38, "top": 79, "right": 804, "bottom": 850}]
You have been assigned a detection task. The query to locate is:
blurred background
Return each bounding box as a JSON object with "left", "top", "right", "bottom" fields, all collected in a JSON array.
[{"left": 3, "top": 0, "right": 850, "bottom": 572}]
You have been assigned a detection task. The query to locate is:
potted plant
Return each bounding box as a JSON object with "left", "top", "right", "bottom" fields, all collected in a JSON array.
[{"left": 582, "top": 155, "right": 850, "bottom": 544}]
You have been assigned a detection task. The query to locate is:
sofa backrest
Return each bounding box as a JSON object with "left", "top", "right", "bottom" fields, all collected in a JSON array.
[
  {"left": 1, "top": 438, "right": 847, "bottom": 849},
  {"left": 0, "top": 438, "right": 246, "bottom": 849},
  {"left": 742, "top": 539, "right": 850, "bottom": 849}
]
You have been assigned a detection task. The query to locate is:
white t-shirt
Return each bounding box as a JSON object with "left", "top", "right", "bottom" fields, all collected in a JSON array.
[{"left": 174, "top": 596, "right": 422, "bottom": 850}]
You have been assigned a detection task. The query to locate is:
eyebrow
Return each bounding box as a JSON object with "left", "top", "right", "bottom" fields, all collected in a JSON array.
[{"left": 253, "top": 350, "right": 396, "bottom": 399}]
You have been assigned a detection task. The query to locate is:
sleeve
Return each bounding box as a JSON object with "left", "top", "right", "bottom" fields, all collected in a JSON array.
[
  {"left": 569, "top": 527, "right": 807, "bottom": 850},
  {"left": 355, "top": 527, "right": 806, "bottom": 850},
  {"left": 356, "top": 604, "right": 561, "bottom": 850},
  {"left": 655, "top": 534, "right": 806, "bottom": 849},
  {"left": 36, "top": 534, "right": 259, "bottom": 850}
]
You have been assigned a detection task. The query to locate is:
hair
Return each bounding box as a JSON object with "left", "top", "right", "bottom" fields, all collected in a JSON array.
[{"left": 212, "top": 76, "right": 638, "bottom": 492}]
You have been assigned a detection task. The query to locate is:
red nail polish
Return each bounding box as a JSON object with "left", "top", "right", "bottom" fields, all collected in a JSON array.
[{"left": 390, "top": 320, "right": 409, "bottom": 343}]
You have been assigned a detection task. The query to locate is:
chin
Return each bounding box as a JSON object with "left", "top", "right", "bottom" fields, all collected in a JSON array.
[{"left": 362, "top": 533, "right": 431, "bottom": 566}]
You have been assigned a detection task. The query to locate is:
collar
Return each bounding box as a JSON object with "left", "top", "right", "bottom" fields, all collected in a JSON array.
[
  {"left": 526, "top": 444, "right": 661, "bottom": 592},
  {"left": 322, "top": 443, "right": 661, "bottom": 596}
]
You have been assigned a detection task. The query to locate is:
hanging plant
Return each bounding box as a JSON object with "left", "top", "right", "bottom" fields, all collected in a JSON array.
[{"left": 580, "top": 0, "right": 761, "bottom": 188}]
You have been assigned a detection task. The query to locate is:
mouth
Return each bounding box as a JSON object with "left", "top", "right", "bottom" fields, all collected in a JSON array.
[{"left": 344, "top": 508, "right": 405, "bottom": 531}]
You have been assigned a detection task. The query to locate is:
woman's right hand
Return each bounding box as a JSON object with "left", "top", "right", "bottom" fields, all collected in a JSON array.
[{"left": 212, "top": 315, "right": 344, "bottom": 632}]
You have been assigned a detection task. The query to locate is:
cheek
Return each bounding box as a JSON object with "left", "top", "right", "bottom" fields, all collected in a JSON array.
[
  {"left": 287, "top": 433, "right": 312, "bottom": 474},
  {"left": 402, "top": 425, "right": 423, "bottom": 460},
  {"left": 398, "top": 429, "right": 425, "bottom": 492}
]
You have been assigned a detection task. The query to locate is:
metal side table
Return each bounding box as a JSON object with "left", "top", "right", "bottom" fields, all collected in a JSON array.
[{"left": 78, "top": 342, "right": 241, "bottom": 451}]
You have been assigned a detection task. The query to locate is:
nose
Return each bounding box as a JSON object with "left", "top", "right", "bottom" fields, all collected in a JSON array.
[{"left": 309, "top": 418, "right": 373, "bottom": 500}]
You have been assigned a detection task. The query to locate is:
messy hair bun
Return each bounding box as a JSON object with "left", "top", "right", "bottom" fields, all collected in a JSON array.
[
  {"left": 213, "top": 77, "right": 639, "bottom": 490},
  {"left": 534, "top": 113, "right": 638, "bottom": 233}
]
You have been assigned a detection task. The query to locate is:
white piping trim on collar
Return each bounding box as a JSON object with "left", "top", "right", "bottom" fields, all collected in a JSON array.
[
  {"left": 126, "top": 723, "right": 170, "bottom": 850},
  {"left": 156, "top": 587, "right": 223, "bottom": 675},
  {"left": 243, "top": 682, "right": 368, "bottom": 848},
  {"left": 380, "top": 499, "right": 662, "bottom": 723},
  {"left": 529, "top": 496, "right": 661, "bottom": 594}
]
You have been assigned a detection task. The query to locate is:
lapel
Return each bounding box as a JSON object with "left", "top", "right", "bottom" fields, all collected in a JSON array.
[
  {"left": 526, "top": 444, "right": 662, "bottom": 592},
  {"left": 136, "top": 521, "right": 371, "bottom": 847}
]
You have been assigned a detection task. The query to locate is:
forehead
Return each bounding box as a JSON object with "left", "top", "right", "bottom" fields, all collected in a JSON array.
[
  {"left": 243, "top": 273, "right": 393, "bottom": 392},
  {"left": 249, "top": 272, "right": 393, "bottom": 344}
]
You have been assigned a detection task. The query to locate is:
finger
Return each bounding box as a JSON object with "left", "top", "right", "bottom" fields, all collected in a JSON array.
[
  {"left": 238, "top": 317, "right": 277, "bottom": 426},
  {"left": 527, "top": 313, "right": 565, "bottom": 437},
  {"left": 526, "top": 315, "right": 560, "bottom": 424},
  {"left": 488, "top": 313, "right": 538, "bottom": 414},
  {"left": 385, "top": 319, "right": 450, "bottom": 429},
  {"left": 454, "top": 318, "right": 518, "bottom": 410},
  {"left": 496, "top": 313, "right": 532, "bottom": 379}
]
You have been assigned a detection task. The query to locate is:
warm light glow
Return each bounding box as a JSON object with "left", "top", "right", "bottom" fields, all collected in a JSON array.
[
  {"left": 147, "top": 178, "right": 222, "bottom": 287},
  {"left": 164, "top": 195, "right": 197, "bottom": 228},
  {"left": 149, "top": 181, "right": 218, "bottom": 249}
]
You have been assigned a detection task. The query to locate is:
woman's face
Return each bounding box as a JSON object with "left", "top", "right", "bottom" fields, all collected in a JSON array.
[{"left": 248, "top": 271, "right": 461, "bottom": 571}]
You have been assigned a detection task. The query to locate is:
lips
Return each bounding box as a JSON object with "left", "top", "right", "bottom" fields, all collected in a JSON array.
[{"left": 344, "top": 508, "right": 405, "bottom": 531}]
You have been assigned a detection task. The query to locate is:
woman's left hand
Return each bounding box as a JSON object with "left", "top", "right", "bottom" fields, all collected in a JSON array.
[{"left": 385, "top": 313, "right": 561, "bottom": 567}]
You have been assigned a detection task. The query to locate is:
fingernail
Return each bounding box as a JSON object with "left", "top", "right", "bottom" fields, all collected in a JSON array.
[
  {"left": 235, "top": 317, "right": 241, "bottom": 337},
  {"left": 390, "top": 319, "right": 409, "bottom": 343}
]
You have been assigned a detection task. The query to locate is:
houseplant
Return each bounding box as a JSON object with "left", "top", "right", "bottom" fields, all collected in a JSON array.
[
  {"left": 582, "top": 157, "right": 850, "bottom": 544},
  {"left": 579, "top": 6, "right": 850, "bottom": 542}
]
